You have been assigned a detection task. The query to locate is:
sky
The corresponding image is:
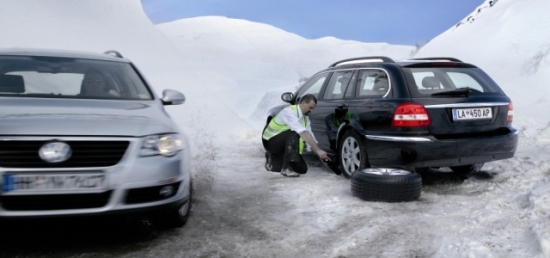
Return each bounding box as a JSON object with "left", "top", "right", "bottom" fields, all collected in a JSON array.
[
  {"left": 1, "top": 0, "right": 550, "bottom": 257},
  {"left": 140, "top": 0, "right": 485, "bottom": 46}
]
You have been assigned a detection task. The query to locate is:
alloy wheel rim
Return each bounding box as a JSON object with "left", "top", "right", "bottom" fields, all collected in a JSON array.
[
  {"left": 361, "top": 168, "right": 412, "bottom": 176},
  {"left": 341, "top": 136, "right": 360, "bottom": 175}
]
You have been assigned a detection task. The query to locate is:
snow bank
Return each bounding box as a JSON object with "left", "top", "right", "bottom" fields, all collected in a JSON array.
[
  {"left": 417, "top": 1, "right": 550, "bottom": 255},
  {"left": 0, "top": 0, "right": 252, "bottom": 152},
  {"left": 416, "top": 0, "right": 550, "bottom": 127},
  {"left": 158, "top": 16, "right": 416, "bottom": 122}
]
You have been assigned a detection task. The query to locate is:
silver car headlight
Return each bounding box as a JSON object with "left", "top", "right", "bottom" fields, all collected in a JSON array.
[{"left": 140, "top": 134, "right": 183, "bottom": 157}]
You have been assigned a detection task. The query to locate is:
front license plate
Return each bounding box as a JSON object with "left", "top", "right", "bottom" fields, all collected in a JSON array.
[
  {"left": 3, "top": 173, "right": 107, "bottom": 193},
  {"left": 452, "top": 107, "right": 492, "bottom": 121}
]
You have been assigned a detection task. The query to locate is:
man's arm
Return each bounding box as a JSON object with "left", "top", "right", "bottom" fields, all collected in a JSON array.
[
  {"left": 278, "top": 107, "right": 330, "bottom": 163},
  {"left": 299, "top": 131, "right": 329, "bottom": 161}
]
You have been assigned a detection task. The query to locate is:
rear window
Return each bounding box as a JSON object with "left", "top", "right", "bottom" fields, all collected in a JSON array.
[
  {"left": 402, "top": 67, "right": 504, "bottom": 98},
  {"left": 0, "top": 56, "right": 154, "bottom": 100}
]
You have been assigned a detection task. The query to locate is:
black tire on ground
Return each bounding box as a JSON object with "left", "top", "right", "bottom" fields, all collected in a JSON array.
[
  {"left": 351, "top": 168, "right": 422, "bottom": 202},
  {"left": 338, "top": 130, "right": 369, "bottom": 178},
  {"left": 163, "top": 181, "right": 193, "bottom": 228},
  {"left": 449, "top": 163, "right": 484, "bottom": 175}
]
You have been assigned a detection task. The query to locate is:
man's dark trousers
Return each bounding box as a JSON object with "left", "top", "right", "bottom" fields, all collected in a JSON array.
[{"left": 263, "top": 130, "right": 308, "bottom": 174}]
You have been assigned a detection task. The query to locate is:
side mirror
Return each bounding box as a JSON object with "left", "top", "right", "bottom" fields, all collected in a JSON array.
[
  {"left": 161, "top": 89, "right": 185, "bottom": 105},
  {"left": 281, "top": 92, "right": 294, "bottom": 103}
]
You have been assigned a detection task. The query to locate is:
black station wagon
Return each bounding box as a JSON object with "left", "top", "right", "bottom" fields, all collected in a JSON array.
[{"left": 266, "top": 56, "right": 518, "bottom": 178}]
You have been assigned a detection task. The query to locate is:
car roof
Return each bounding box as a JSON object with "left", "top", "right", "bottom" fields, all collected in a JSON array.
[
  {"left": 326, "top": 56, "right": 477, "bottom": 70},
  {"left": 0, "top": 48, "right": 131, "bottom": 63}
]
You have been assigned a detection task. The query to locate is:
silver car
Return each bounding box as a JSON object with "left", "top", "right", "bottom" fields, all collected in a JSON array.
[{"left": 0, "top": 48, "right": 192, "bottom": 227}]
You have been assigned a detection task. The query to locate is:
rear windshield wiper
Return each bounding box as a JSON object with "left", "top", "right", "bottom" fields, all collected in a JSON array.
[{"left": 431, "top": 88, "right": 470, "bottom": 97}]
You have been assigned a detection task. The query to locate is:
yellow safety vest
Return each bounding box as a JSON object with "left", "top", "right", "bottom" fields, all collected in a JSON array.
[{"left": 262, "top": 105, "right": 307, "bottom": 154}]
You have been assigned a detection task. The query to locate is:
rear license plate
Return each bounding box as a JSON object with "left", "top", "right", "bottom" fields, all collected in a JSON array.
[
  {"left": 452, "top": 107, "right": 492, "bottom": 121},
  {"left": 3, "top": 173, "right": 107, "bottom": 193}
]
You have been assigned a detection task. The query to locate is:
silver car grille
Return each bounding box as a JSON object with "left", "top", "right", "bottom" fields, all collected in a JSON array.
[{"left": 0, "top": 140, "right": 130, "bottom": 168}]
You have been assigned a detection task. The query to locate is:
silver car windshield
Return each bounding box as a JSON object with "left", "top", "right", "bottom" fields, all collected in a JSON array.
[{"left": 0, "top": 56, "right": 153, "bottom": 100}]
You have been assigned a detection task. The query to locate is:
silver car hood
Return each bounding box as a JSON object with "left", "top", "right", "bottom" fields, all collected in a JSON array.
[{"left": 0, "top": 98, "right": 177, "bottom": 137}]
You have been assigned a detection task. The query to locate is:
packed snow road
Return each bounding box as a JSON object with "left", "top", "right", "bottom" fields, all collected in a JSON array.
[{"left": 0, "top": 131, "right": 547, "bottom": 258}]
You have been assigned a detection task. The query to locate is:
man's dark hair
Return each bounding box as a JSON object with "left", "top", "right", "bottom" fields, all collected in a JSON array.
[{"left": 300, "top": 94, "right": 317, "bottom": 104}]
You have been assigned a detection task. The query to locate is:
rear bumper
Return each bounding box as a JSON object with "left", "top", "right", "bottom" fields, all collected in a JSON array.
[{"left": 364, "top": 129, "right": 518, "bottom": 168}]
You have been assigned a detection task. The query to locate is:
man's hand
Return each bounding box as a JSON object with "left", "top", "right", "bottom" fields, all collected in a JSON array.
[
  {"left": 315, "top": 149, "right": 328, "bottom": 159},
  {"left": 321, "top": 158, "right": 331, "bottom": 167},
  {"left": 315, "top": 149, "right": 330, "bottom": 167},
  {"left": 299, "top": 131, "right": 331, "bottom": 168}
]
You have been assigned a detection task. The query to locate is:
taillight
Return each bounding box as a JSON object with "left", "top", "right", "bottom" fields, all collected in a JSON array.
[
  {"left": 507, "top": 102, "right": 513, "bottom": 122},
  {"left": 392, "top": 103, "right": 431, "bottom": 127}
]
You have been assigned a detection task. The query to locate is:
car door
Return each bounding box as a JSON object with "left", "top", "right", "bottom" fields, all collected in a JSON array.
[
  {"left": 308, "top": 70, "right": 355, "bottom": 152},
  {"left": 347, "top": 68, "right": 397, "bottom": 164}
]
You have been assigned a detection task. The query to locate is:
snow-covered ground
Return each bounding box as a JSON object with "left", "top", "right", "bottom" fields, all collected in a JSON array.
[{"left": 0, "top": 0, "right": 549, "bottom": 257}]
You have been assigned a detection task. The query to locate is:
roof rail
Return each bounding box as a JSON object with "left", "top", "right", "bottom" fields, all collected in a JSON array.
[
  {"left": 104, "top": 50, "right": 123, "bottom": 58},
  {"left": 407, "top": 57, "right": 463, "bottom": 63},
  {"left": 329, "top": 56, "right": 395, "bottom": 67}
]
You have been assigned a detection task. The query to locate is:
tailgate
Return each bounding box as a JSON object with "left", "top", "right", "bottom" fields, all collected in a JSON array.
[
  {"left": 424, "top": 99, "right": 511, "bottom": 136},
  {"left": 401, "top": 65, "right": 513, "bottom": 138}
]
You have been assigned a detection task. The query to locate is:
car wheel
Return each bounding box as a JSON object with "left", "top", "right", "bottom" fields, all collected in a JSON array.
[
  {"left": 164, "top": 181, "right": 192, "bottom": 228},
  {"left": 338, "top": 130, "right": 369, "bottom": 178},
  {"left": 450, "top": 163, "right": 484, "bottom": 175},
  {"left": 351, "top": 168, "right": 422, "bottom": 202}
]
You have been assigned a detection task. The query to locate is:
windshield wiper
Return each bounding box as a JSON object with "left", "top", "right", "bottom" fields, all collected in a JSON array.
[{"left": 431, "top": 88, "right": 470, "bottom": 97}]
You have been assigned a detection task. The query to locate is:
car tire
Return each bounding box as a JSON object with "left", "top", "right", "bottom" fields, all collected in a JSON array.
[
  {"left": 351, "top": 168, "right": 422, "bottom": 202},
  {"left": 450, "top": 163, "right": 484, "bottom": 175},
  {"left": 338, "top": 130, "right": 369, "bottom": 178},
  {"left": 164, "top": 181, "right": 193, "bottom": 228}
]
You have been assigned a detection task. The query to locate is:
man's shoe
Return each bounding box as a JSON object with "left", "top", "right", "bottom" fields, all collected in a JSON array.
[
  {"left": 281, "top": 168, "right": 300, "bottom": 177},
  {"left": 265, "top": 152, "right": 273, "bottom": 171}
]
